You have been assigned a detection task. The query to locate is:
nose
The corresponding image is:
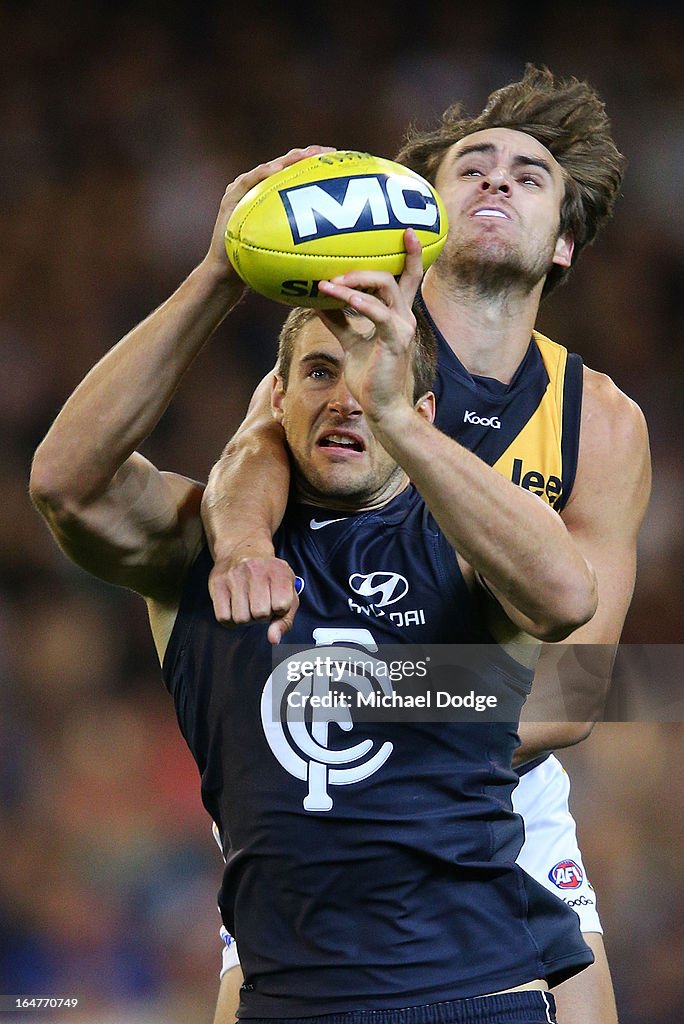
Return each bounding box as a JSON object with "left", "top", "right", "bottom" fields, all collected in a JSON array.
[
  {"left": 328, "top": 378, "right": 362, "bottom": 417},
  {"left": 480, "top": 166, "right": 511, "bottom": 195}
]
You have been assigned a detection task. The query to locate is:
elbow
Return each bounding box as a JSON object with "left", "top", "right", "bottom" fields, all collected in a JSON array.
[
  {"left": 530, "top": 568, "right": 599, "bottom": 643},
  {"left": 567, "top": 720, "right": 596, "bottom": 745},
  {"left": 29, "top": 445, "right": 81, "bottom": 524},
  {"left": 29, "top": 447, "right": 61, "bottom": 514}
]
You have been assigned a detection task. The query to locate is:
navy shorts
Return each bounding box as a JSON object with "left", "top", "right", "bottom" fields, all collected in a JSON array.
[{"left": 240, "top": 991, "right": 556, "bottom": 1024}]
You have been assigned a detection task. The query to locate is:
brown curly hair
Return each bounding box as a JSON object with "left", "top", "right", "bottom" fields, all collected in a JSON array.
[{"left": 395, "top": 64, "right": 626, "bottom": 296}]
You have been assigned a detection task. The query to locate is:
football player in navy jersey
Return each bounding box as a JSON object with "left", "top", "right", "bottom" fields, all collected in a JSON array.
[
  {"left": 201, "top": 68, "right": 651, "bottom": 1024},
  {"left": 30, "top": 140, "right": 600, "bottom": 1023}
]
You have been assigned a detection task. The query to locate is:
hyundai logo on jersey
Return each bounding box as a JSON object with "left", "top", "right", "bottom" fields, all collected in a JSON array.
[
  {"left": 549, "top": 859, "right": 584, "bottom": 889},
  {"left": 349, "top": 571, "right": 409, "bottom": 607},
  {"left": 281, "top": 174, "right": 440, "bottom": 244}
]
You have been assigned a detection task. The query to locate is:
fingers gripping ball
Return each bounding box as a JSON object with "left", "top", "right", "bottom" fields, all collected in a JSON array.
[{"left": 225, "top": 151, "right": 448, "bottom": 308}]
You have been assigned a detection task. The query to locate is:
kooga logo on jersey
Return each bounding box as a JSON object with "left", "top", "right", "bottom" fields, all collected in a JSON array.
[
  {"left": 464, "top": 411, "right": 501, "bottom": 429},
  {"left": 281, "top": 174, "right": 441, "bottom": 245}
]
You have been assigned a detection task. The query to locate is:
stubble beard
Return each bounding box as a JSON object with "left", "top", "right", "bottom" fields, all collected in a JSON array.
[
  {"left": 291, "top": 455, "right": 405, "bottom": 511},
  {"left": 439, "top": 229, "right": 557, "bottom": 300}
]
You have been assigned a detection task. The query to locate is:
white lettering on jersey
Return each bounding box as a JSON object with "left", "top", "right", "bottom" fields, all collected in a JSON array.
[{"left": 463, "top": 411, "right": 501, "bottom": 429}]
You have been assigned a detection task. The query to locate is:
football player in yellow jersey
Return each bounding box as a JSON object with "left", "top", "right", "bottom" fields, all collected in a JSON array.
[{"left": 201, "top": 68, "right": 651, "bottom": 1024}]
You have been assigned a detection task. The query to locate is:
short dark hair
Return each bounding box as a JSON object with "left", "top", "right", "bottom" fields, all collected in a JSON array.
[
  {"left": 277, "top": 306, "right": 437, "bottom": 400},
  {"left": 395, "top": 64, "right": 626, "bottom": 297}
]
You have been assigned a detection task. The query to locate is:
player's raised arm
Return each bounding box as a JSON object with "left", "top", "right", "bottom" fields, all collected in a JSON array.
[
  {"left": 30, "top": 148, "right": 330, "bottom": 605},
  {"left": 317, "top": 239, "right": 598, "bottom": 642},
  {"left": 201, "top": 375, "right": 298, "bottom": 645}
]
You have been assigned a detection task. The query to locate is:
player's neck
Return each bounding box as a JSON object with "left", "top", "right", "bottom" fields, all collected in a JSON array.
[
  {"left": 422, "top": 268, "right": 543, "bottom": 384},
  {"left": 293, "top": 468, "right": 410, "bottom": 513}
]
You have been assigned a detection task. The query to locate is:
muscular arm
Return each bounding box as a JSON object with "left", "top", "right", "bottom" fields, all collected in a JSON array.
[
  {"left": 30, "top": 148, "right": 329, "bottom": 608},
  {"left": 29, "top": 258, "right": 232, "bottom": 601},
  {"left": 201, "top": 374, "right": 298, "bottom": 644},
  {"left": 516, "top": 368, "right": 651, "bottom": 761},
  {"left": 375, "top": 411, "right": 596, "bottom": 640}
]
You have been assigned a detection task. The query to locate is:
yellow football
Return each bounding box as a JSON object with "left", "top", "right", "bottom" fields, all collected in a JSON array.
[{"left": 225, "top": 151, "right": 448, "bottom": 308}]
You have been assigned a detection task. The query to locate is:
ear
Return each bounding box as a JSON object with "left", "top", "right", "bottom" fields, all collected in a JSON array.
[
  {"left": 552, "top": 232, "right": 574, "bottom": 268},
  {"left": 271, "top": 374, "right": 285, "bottom": 423},
  {"left": 414, "top": 391, "right": 436, "bottom": 424}
]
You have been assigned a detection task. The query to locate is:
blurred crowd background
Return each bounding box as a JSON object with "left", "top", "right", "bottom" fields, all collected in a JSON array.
[{"left": 1, "top": 1, "right": 682, "bottom": 1021}]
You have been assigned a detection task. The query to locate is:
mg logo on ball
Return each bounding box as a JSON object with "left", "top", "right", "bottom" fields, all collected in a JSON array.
[{"left": 281, "top": 173, "right": 441, "bottom": 244}]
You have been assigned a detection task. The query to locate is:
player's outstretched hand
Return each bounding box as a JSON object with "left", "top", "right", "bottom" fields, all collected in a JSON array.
[
  {"left": 208, "top": 552, "right": 299, "bottom": 645},
  {"left": 315, "top": 229, "right": 424, "bottom": 423},
  {"left": 204, "top": 145, "right": 336, "bottom": 291}
]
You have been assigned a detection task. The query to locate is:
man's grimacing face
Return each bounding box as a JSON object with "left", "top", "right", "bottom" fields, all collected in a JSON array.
[
  {"left": 432, "top": 127, "right": 574, "bottom": 289},
  {"left": 271, "top": 318, "right": 433, "bottom": 510}
]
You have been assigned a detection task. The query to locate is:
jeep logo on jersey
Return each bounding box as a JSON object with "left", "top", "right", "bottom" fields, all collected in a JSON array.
[
  {"left": 349, "top": 571, "right": 409, "bottom": 607},
  {"left": 463, "top": 411, "right": 501, "bottom": 429},
  {"left": 261, "top": 645, "right": 393, "bottom": 812},
  {"left": 549, "top": 859, "right": 584, "bottom": 889},
  {"left": 280, "top": 174, "right": 440, "bottom": 244}
]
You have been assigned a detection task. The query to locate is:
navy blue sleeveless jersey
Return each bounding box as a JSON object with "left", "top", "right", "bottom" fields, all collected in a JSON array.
[{"left": 163, "top": 486, "right": 592, "bottom": 1017}]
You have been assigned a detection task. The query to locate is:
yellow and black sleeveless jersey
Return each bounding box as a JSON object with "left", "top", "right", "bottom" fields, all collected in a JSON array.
[{"left": 417, "top": 294, "right": 583, "bottom": 512}]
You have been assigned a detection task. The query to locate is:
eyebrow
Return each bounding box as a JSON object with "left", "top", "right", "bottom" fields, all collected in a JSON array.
[
  {"left": 298, "top": 350, "right": 342, "bottom": 368},
  {"left": 454, "top": 143, "right": 553, "bottom": 177}
]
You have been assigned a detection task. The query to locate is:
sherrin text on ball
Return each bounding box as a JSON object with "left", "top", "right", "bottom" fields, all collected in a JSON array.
[{"left": 225, "top": 151, "right": 448, "bottom": 308}]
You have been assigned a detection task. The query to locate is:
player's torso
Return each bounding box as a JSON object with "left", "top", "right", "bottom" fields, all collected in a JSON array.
[
  {"left": 163, "top": 487, "right": 529, "bottom": 810},
  {"left": 162, "top": 489, "right": 586, "bottom": 1011}
]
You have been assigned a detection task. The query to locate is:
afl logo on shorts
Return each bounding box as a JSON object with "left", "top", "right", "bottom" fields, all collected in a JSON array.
[{"left": 549, "top": 859, "right": 584, "bottom": 889}]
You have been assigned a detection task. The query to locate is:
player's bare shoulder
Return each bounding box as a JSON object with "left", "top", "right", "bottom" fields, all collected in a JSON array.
[
  {"left": 580, "top": 365, "right": 649, "bottom": 464},
  {"left": 564, "top": 365, "right": 651, "bottom": 524}
]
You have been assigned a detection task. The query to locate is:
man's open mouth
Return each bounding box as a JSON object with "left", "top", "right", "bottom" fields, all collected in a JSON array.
[{"left": 318, "top": 432, "right": 365, "bottom": 453}]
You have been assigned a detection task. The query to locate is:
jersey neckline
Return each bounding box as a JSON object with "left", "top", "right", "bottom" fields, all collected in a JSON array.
[{"left": 416, "top": 289, "right": 539, "bottom": 397}]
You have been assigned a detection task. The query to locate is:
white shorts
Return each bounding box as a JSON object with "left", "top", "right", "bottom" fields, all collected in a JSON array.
[
  {"left": 212, "top": 822, "right": 242, "bottom": 976},
  {"left": 220, "top": 924, "right": 241, "bottom": 975},
  {"left": 216, "top": 754, "right": 602, "bottom": 976},
  {"left": 513, "top": 754, "right": 602, "bottom": 934}
]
